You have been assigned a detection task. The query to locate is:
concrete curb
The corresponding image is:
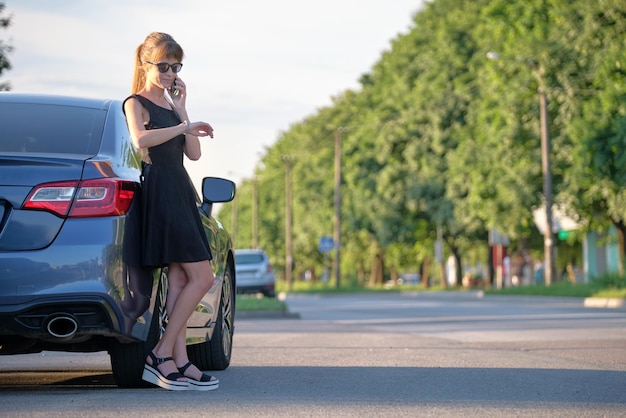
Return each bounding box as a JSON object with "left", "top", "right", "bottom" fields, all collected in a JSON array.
[
  {"left": 484, "top": 294, "right": 626, "bottom": 309},
  {"left": 583, "top": 297, "right": 626, "bottom": 309}
]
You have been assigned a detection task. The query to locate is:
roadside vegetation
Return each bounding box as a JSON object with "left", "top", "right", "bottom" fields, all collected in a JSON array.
[
  {"left": 220, "top": 0, "right": 626, "bottom": 290},
  {"left": 276, "top": 272, "right": 626, "bottom": 298},
  {"left": 236, "top": 294, "right": 288, "bottom": 311}
]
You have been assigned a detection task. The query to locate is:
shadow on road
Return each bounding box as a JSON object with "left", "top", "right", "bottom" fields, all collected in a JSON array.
[
  {"left": 223, "top": 365, "right": 626, "bottom": 404},
  {"left": 1, "top": 366, "right": 624, "bottom": 405},
  {"left": 0, "top": 371, "right": 117, "bottom": 389}
]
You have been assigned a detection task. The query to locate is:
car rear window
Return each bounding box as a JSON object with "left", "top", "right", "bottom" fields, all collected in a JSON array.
[
  {"left": 0, "top": 103, "right": 105, "bottom": 156},
  {"left": 236, "top": 253, "right": 265, "bottom": 264}
]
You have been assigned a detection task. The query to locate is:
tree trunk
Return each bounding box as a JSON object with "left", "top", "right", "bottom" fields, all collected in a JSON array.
[
  {"left": 390, "top": 265, "right": 398, "bottom": 285},
  {"left": 452, "top": 247, "right": 462, "bottom": 287},
  {"left": 358, "top": 261, "right": 366, "bottom": 286},
  {"left": 369, "top": 250, "right": 385, "bottom": 286},
  {"left": 420, "top": 256, "right": 431, "bottom": 288}
]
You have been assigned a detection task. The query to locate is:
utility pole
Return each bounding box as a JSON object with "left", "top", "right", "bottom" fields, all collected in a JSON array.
[
  {"left": 227, "top": 171, "right": 242, "bottom": 249},
  {"left": 487, "top": 52, "right": 555, "bottom": 286},
  {"left": 334, "top": 128, "right": 345, "bottom": 289},
  {"left": 538, "top": 84, "right": 555, "bottom": 285},
  {"left": 252, "top": 177, "right": 259, "bottom": 249},
  {"left": 283, "top": 156, "right": 294, "bottom": 291},
  {"left": 231, "top": 193, "right": 237, "bottom": 249}
]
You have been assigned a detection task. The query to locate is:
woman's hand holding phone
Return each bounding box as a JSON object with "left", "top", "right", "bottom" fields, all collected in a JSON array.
[{"left": 165, "top": 77, "right": 187, "bottom": 109}]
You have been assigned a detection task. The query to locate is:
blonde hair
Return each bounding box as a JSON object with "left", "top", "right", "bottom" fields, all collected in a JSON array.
[{"left": 131, "top": 32, "right": 184, "bottom": 94}]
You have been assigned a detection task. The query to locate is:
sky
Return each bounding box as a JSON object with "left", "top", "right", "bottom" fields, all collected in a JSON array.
[{"left": 3, "top": 0, "right": 423, "bottom": 192}]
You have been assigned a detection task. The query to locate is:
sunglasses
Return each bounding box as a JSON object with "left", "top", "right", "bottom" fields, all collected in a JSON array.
[{"left": 146, "top": 61, "right": 183, "bottom": 74}]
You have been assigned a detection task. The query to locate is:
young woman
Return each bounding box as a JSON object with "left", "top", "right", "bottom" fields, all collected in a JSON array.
[{"left": 123, "top": 32, "right": 219, "bottom": 391}]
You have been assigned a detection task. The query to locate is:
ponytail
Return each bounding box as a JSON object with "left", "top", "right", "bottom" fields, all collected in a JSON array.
[{"left": 130, "top": 44, "right": 146, "bottom": 94}]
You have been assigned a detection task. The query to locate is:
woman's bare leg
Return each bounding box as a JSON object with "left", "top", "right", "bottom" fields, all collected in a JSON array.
[
  {"left": 149, "top": 260, "right": 214, "bottom": 378},
  {"left": 165, "top": 263, "right": 205, "bottom": 378},
  {"left": 172, "top": 262, "right": 217, "bottom": 381},
  {"left": 147, "top": 263, "right": 185, "bottom": 378},
  {"left": 165, "top": 263, "right": 189, "bottom": 366}
]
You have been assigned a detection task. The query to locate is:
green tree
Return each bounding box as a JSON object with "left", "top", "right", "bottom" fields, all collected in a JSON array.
[
  {"left": 220, "top": 0, "right": 626, "bottom": 288},
  {"left": 0, "top": 2, "right": 12, "bottom": 91},
  {"left": 559, "top": 1, "right": 626, "bottom": 274}
]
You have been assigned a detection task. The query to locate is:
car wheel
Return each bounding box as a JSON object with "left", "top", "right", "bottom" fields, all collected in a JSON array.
[
  {"left": 109, "top": 270, "right": 166, "bottom": 388},
  {"left": 189, "top": 261, "right": 235, "bottom": 371}
]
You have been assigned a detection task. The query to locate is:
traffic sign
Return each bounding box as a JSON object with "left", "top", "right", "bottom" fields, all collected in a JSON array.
[{"left": 318, "top": 236, "right": 334, "bottom": 253}]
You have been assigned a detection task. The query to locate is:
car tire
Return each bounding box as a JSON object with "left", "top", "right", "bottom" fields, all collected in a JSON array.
[
  {"left": 109, "top": 271, "right": 165, "bottom": 388},
  {"left": 189, "top": 261, "right": 235, "bottom": 371}
]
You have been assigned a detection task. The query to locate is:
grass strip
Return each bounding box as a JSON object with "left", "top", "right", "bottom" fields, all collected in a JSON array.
[{"left": 236, "top": 294, "right": 288, "bottom": 311}]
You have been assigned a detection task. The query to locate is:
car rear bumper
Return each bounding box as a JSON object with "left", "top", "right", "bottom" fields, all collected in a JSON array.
[
  {"left": 0, "top": 294, "right": 122, "bottom": 340},
  {"left": 236, "top": 281, "right": 275, "bottom": 295},
  {"left": 0, "top": 291, "right": 149, "bottom": 355},
  {"left": 0, "top": 217, "right": 158, "bottom": 353}
]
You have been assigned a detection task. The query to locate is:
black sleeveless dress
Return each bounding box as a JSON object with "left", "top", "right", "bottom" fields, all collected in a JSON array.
[{"left": 123, "top": 94, "right": 212, "bottom": 268}]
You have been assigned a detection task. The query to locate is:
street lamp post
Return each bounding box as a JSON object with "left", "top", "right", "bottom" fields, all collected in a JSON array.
[
  {"left": 537, "top": 83, "right": 555, "bottom": 286},
  {"left": 487, "top": 52, "right": 555, "bottom": 285}
]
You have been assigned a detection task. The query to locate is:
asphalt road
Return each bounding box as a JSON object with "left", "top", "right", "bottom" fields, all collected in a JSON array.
[{"left": 1, "top": 291, "right": 625, "bottom": 417}]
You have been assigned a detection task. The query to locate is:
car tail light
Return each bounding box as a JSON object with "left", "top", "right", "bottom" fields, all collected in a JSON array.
[
  {"left": 23, "top": 179, "right": 137, "bottom": 218},
  {"left": 266, "top": 262, "right": 274, "bottom": 273}
]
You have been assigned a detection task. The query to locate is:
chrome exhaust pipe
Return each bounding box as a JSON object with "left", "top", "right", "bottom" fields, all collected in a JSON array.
[{"left": 45, "top": 314, "right": 79, "bottom": 339}]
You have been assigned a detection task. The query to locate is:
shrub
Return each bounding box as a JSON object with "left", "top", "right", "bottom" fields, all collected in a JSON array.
[{"left": 591, "top": 273, "right": 626, "bottom": 290}]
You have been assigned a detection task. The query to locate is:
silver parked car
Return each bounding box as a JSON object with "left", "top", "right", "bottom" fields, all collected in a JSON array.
[{"left": 234, "top": 249, "right": 276, "bottom": 297}]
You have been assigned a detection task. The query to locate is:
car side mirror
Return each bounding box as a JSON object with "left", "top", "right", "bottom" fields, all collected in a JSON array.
[{"left": 201, "top": 177, "right": 236, "bottom": 217}]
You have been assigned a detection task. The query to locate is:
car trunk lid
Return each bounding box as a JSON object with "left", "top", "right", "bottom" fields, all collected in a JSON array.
[{"left": 0, "top": 100, "right": 107, "bottom": 251}]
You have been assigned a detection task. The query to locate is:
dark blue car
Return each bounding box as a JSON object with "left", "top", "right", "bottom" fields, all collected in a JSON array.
[{"left": 0, "top": 93, "right": 236, "bottom": 388}]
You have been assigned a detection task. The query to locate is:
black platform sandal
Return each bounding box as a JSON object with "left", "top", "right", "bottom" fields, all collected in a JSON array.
[
  {"left": 178, "top": 361, "right": 219, "bottom": 391},
  {"left": 142, "top": 352, "right": 189, "bottom": 391}
]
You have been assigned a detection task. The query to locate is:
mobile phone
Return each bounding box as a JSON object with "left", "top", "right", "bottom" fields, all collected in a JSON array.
[{"left": 169, "top": 79, "right": 179, "bottom": 97}]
